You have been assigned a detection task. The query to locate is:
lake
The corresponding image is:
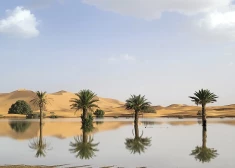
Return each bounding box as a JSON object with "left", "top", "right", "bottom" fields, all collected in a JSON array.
[{"left": 0, "top": 118, "right": 235, "bottom": 168}]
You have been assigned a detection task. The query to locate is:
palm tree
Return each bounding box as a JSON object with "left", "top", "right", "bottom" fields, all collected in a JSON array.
[
  {"left": 29, "top": 122, "right": 51, "bottom": 157},
  {"left": 70, "top": 89, "right": 99, "bottom": 120},
  {"left": 190, "top": 126, "right": 218, "bottom": 163},
  {"left": 69, "top": 128, "right": 99, "bottom": 159},
  {"left": 125, "top": 95, "right": 151, "bottom": 125},
  {"left": 30, "top": 91, "right": 52, "bottom": 128},
  {"left": 125, "top": 121, "right": 151, "bottom": 154},
  {"left": 189, "top": 89, "right": 218, "bottom": 126}
]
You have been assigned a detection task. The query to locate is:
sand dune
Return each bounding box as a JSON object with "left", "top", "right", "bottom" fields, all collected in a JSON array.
[{"left": 0, "top": 89, "right": 235, "bottom": 118}]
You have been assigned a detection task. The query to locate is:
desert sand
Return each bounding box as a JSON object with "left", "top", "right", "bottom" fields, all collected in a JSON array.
[{"left": 0, "top": 89, "right": 235, "bottom": 118}]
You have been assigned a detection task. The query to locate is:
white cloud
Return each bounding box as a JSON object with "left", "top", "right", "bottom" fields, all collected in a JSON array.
[
  {"left": 108, "top": 54, "right": 136, "bottom": 62},
  {"left": 197, "top": 10, "right": 235, "bottom": 40},
  {"left": 82, "top": 0, "right": 232, "bottom": 20},
  {"left": 82, "top": 0, "right": 235, "bottom": 41},
  {"left": 0, "top": 6, "right": 39, "bottom": 38}
]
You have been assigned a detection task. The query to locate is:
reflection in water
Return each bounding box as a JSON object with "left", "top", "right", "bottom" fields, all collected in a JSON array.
[
  {"left": 28, "top": 122, "right": 52, "bottom": 157},
  {"left": 197, "top": 119, "right": 202, "bottom": 125},
  {"left": 95, "top": 121, "right": 104, "bottom": 125},
  {"left": 142, "top": 121, "right": 155, "bottom": 128},
  {"left": 69, "top": 128, "right": 99, "bottom": 159},
  {"left": 125, "top": 120, "right": 151, "bottom": 154},
  {"left": 190, "top": 126, "right": 218, "bottom": 163},
  {"left": 9, "top": 121, "right": 31, "bottom": 133}
]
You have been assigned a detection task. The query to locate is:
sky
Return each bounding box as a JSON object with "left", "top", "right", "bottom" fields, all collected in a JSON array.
[{"left": 0, "top": 0, "right": 235, "bottom": 106}]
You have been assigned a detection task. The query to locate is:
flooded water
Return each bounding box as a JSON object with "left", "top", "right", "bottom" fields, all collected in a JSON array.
[{"left": 0, "top": 118, "right": 235, "bottom": 168}]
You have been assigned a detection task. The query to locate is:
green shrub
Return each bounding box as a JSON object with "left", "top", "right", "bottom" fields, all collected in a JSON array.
[
  {"left": 93, "top": 109, "right": 105, "bottom": 118},
  {"left": 8, "top": 100, "right": 32, "bottom": 115},
  {"left": 142, "top": 106, "right": 156, "bottom": 113},
  {"left": 49, "top": 112, "right": 58, "bottom": 118},
  {"left": 81, "top": 113, "right": 94, "bottom": 132},
  {"left": 26, "top": 112, "right": 46, "bottom": 119},
  {"left": 197, "top": 110, "right": 202, "bottom": 116}
]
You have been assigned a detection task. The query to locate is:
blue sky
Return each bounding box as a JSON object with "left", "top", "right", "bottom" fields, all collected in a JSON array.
[{"left": 0, "top": 0, "right": 235, "bottom": 106}]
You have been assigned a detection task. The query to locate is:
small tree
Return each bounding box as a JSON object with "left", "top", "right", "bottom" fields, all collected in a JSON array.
[
  {"left": 94, "top": 109, "right": 105, "bottom": 118},
  {"left": 8, "top": 100, "right": 32, "bottom": 115}
]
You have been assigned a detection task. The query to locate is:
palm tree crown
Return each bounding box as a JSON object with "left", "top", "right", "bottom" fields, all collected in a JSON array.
[
  {"left": 189, "top": 89, "right": 218, "bottom": 106},
  {"left": 70, "top": 89, "right": 99, "bottom": 114},
  {"left": 30, "top": 91, "right": 51, "bottom": 109},
  {"left": 125, "top": 95, "right": 151, "bottom": 112}
]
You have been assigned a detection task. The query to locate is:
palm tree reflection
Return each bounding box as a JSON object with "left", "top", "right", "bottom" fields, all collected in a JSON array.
[
  {"left": 29, "top": 122, "right": 51, "bottom": 157},
  {"left": 69, "top": 127, "right": 99, "bottom": 160},
  {"left": 190, "top": 126, "right": 218, "bottom": 163},
  {"left": 125, "top": 120, "right": 151, "bottom": 154}
]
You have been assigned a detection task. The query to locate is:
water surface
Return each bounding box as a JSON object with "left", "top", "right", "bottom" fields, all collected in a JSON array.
[{"left": 0, "top": 118, "right": 234, "bottom": 168}]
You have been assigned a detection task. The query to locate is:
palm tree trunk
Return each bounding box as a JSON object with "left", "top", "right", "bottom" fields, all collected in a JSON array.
[
  {"left": 83, "top": 129, "right": 88, "bottom": 143},
  {"left": 83, "top": 108, "right": 87, "bottom": 120},
  {"left": 39, "top": 105, "right": 43, "bottom": 146},
  {"left": 202, "top": 104, "right": 207, "bottom": 126},
  {"left": 39, "top": 105, "right": 43, "bottom": 129},
  {"left": 134, "top": 119, "right": 139, "bottom": 138},
  {"left": 202, "top": 126, "right": 207, "bottom": 148},
  {"left": 134, "top": 110, "right": 139, "bottom": 138},
  {"left": 39, "top": 121, "right": 43, "bottom": 146}
]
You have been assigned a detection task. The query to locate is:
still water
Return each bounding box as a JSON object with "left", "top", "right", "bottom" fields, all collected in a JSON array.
[{"left": 0, "top": 118, "right": 235, "bottom": 168}]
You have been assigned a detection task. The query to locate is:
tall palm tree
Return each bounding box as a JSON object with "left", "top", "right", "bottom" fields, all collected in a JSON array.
[
  {"left": 125, "top": 95, "right": 151, "bottom": 124},
  {"left": 125, "top": 121, "right": 151, "bottom": 154},
  {"left": 70, "top": 89, "right": 99, "bottom": 120},
  {"left": 69, "top": 128, "right": 99, "bottom": 159},
  {"left": 30, "top": 91, "right": 52, "bottom": 128},
  {"left": 190, "top": 126, "right": 218, "bottom": 163},
  {"left": 189, "top": 89, "right": 218, "bottom": 126},
  {"left": 29, "top": 122, "right": 51, "bottom": 157}
]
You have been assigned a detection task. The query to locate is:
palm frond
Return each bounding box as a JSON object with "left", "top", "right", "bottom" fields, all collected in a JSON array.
[
  {"left": 70, "top": 89, "right": 99, "bottom": 114},
  {"left": 189, "top": 89, "right": 218, "bottom": 106},
  {"left": 125, "top": 94, "right": 151, "bottom": 112}
]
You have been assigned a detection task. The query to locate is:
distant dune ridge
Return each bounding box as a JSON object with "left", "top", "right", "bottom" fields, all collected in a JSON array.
[{"left": 0, "top": 89, "right": 235, "bottom": 118}]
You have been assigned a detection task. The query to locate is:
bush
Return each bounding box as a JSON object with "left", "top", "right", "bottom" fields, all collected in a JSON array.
[
  {"left": 94, "top": 109, "right": 105, "bottom": 117},
  {"left": 8, "top": 100, "right": 32, "bottom": 115},
  {"left": 26, "top": 112, "right": 46, "bottom": 119},
  {"left": 197, "top": 110, "right": 202, "bottom": 116},
  {"left": 49, "top": 112, "right": 58, "bottom": 118},
  {"left": 142, "top": 106, "right": 156, "bottom": 113},
  {"left": 81, "top": 113, "right": 94, "bottom": 132}
]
